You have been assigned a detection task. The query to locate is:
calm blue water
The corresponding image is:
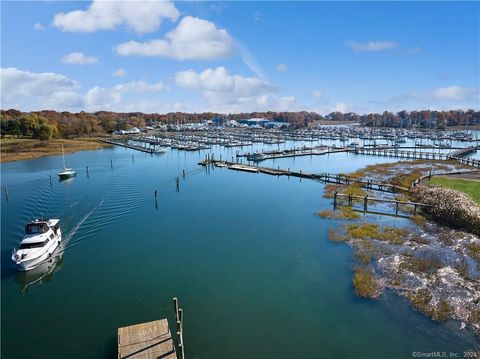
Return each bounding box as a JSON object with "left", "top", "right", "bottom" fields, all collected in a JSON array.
[{"left": 1, "top": 144, "right": 479, "bottom": 358}]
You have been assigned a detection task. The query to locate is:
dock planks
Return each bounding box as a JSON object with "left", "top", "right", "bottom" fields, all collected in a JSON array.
[{"left": 118, "top": 319, "right": 176, "bottom": 359}]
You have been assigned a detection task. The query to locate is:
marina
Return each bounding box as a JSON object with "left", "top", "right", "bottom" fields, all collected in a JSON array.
[
  {"left": 2, "top": 131, "right": 480, "bottom": 358},
  {"left": 2, "top": 1, "right": 479, "bottom": 357}
]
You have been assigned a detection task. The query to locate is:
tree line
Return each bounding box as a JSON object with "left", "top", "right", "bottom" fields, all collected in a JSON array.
[{"left": 1, "top": 108, "right": 478, "bottom": 139}]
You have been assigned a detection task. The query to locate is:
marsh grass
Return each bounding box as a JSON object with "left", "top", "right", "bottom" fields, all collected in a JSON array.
[
  {"left": 0, "top": 138, "right": 111, "bottom": 163},
  {"left": 406, "top": 290, "right": 453, "bottom": 321},
  {"left": 399, "top": 256, "right": 443, "bottom": 275},
  {"left": 352, "top": 267, "right": 379, "bottom": 298}
]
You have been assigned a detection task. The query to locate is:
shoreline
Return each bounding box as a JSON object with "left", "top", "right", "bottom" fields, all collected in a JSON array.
[
  {"left": 0, "top": 138, "right": 112, "bottom": 164},
  {"left": 322, "top": 160, "right": 480, "bottom": 338}
]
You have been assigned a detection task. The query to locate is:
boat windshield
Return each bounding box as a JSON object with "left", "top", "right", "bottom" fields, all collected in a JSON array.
[
  {"left": 25, "top": 223, "right": 49, "bottom": 235},
  {"left": 19, "top": 239, "right": 48, "bottom": 249}
]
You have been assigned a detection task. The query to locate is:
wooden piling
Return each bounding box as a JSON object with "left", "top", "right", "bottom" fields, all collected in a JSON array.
[
  {"left": 333, "top": 191, "right": 337, "bottom": 211},
  {"left": 49, "top": 175, "right": 52, "bottom": 185},
  {"left": 4, "top": 186, "right": 8, "bottom": 202},
  {"left": 364, "top": 195, "right": 368, "bottom": 211},
  {"left": 173, "top": 297, "right": 179, "bottom": 320}
]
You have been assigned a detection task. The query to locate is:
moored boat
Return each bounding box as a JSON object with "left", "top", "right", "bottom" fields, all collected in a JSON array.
[{"left": 58, "top": 144, "right": 76, "bottom": 180}]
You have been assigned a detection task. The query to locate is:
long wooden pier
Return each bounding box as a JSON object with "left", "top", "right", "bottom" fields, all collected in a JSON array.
[
  {"left": 199, "top": 159, "right": 409, "bottom": 193},
  {"left": 353, "top": 146, "right": 480, "bottom": 168},
  {"left": 236, "top": 146, "right": 351, "bottom": 162},
  {"left": 101, "top": 139, "right": 168, "bottom": 154},
  {"left": 333, "top": 193, "right": 429, "bottom": 216},
  {"left": 354, "top": 147, "right": 450, "bottom": 160}
]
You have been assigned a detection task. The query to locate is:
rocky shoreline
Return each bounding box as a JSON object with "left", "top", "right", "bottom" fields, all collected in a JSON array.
[{"left": 321, "top": 160, "right": 480, "bottom": 339}]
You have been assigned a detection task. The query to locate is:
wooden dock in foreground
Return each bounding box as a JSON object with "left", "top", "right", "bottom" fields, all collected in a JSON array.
[
  {"left": 118, "top": 319, "right": 176, "bottom": 359},
  {"left": 118, "top": 298, "right": 185, "bottom": 359}
]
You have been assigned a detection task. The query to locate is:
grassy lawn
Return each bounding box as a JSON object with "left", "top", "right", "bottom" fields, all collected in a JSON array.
[
  {"left": 0, "top": 137, "right": 112, "bottom": 163},
  {"left": 428, "top": 176, "right": 480, "bottom": 204}
]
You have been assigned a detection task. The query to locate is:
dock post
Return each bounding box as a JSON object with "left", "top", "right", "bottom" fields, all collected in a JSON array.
[
  {"left": 49, "top": 175, "right": 52, "bottom": 186},
  {"left": 413, "top": 204, "right": 417, "bottom": 215},
  {"left": 395, "top": 202, "right": 399, "bottom": 215},
  {"left": 173, "top": 297, "right": 179, "bottom": 322},
  {"left": 86, "top": 166, "right": 89, "bottom": 177},
  {"left": 333, "top": 191, "right": 337, "bottom": 211},
  {"left": 4, "top": 186, "right": 8, "bottom": 202},
  {"left": 364, "top": 196, "right": 368, "bottom": 211},
  {"left": 155, "top": 190, "right": 157, "bottom": 199},
  {"left": 132, "top": 154, "right": 134, "bottom": 163},
  {"left": 182, "top": 170, "right": 185, "bottom": 179},
  {"left": 176, "top": 177, "right": 180, "bottom": 192},
  {"left": 111, "top": 159, "right": 113, "bottom": 168}
]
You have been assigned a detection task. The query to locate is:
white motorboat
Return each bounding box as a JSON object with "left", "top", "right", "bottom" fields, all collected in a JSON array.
[
  {"left": 58, "top": 144, "right": 76, "bottom": 180},
  {"left": 11, "top": 219, "right": 62, "bottom": 271}
]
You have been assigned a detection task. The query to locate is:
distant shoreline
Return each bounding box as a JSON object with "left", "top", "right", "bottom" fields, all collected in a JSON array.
[{"left": 0, "top": 138, "right": 112, "bottom": 163}]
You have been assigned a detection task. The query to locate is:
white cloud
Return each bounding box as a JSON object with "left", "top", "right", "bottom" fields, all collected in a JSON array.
[
  {"left": 61, "top": 52, "right": 99, "bottom": 65},
  {"left": 0, "top": 67, "right": 168, "bottom": 112},
  {"left": 84, "top": 81, "right": 166, "bottom": 111},
  {"left": 113, "top": 68, "right": 127, "bottom": 77},
  {"left": 332, "top": 102, "right": 350, "bottom": 113},
  {"left": 52, "top": 0, "right": 179, "bottom": 34},
  {"left": 276, "top": 64, "right": 287, "bottom": 73},
  {"left": 116, "top": 16, "right": 234, "bottom": 60},
  {"left": 431, "top": 85, "right": 478, "bottom": 101},
  {"left": 346, "top": 40, "right": 398, "bottom": 52},
  {"left": 174, "top": 66, "right": 295, "bottom": 112},
  {"left": 33, "top": 22, "right": 45, "bottom": 31},
  {"left": 0, "top": 67, "right": 82, "bottom": 110},
  {"left": 312, "top": 90, "right": 323, "bottom": 100},
  {"left": 175, "top": 67, "right": 272, "bottom": 96}
]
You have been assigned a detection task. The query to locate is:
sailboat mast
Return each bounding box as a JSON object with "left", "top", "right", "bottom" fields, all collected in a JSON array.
[{"left": 62, "top": 144, "right": 66, "bottom": 169}]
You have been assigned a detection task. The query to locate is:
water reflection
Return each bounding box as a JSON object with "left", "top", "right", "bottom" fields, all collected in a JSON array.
[
  {"left": 59, "top": 176, "right": 75, "bottom": 185},
  {"left": 14, "top": 251, "right": 63, "bottom": 293}
]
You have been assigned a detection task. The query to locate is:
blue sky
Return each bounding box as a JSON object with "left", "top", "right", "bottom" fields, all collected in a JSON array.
[{"left": 1, "top": 1, "right": 479, "bottom": 114}]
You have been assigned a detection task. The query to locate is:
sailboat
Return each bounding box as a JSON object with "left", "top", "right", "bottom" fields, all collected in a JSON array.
[{"left": 58, "top": 144, "right": 77, "bottom": 180}]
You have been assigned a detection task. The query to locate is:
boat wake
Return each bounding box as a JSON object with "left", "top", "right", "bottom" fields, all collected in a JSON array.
[{"left": 57, "top": 198, "right": 104, "bottom": 254}]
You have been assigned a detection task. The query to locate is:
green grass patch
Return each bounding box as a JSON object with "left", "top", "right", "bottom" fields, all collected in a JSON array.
[{"left": 428, "top": 176, "right": 480, "bottom": 204}]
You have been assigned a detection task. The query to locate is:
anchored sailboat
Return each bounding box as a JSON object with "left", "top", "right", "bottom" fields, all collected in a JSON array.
[{"left": 58, "top": 144, "right": 77, "bottom": 180}]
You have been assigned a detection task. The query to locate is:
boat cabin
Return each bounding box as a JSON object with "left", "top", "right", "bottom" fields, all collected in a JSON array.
[
  {"left": 25, "top": 221, "right": 49, "bottom": 235},
  {"left": 24, "top": 219, "right": 60, "bottom": 236}
]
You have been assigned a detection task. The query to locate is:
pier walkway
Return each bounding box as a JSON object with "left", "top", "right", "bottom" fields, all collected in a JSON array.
[
  {"left": 199, "top": 159, "right": 409, "bottom": 193},
  {"left": 236, "top": 146, "right": 351, "bottom": 162},
  {"left": 353, "top": 146, "right": 480, "bottom": 167},
  {"left": 101, "top": 139, "right": 167, "bottom": 154}
]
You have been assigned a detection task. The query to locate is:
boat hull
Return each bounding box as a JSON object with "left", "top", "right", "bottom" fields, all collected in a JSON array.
[
  {"left": 58, "top": 172, "right": 77, "bottom": 180},
  {"left": 13, "top": 234, "right": 62, "bottom": 271}
]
